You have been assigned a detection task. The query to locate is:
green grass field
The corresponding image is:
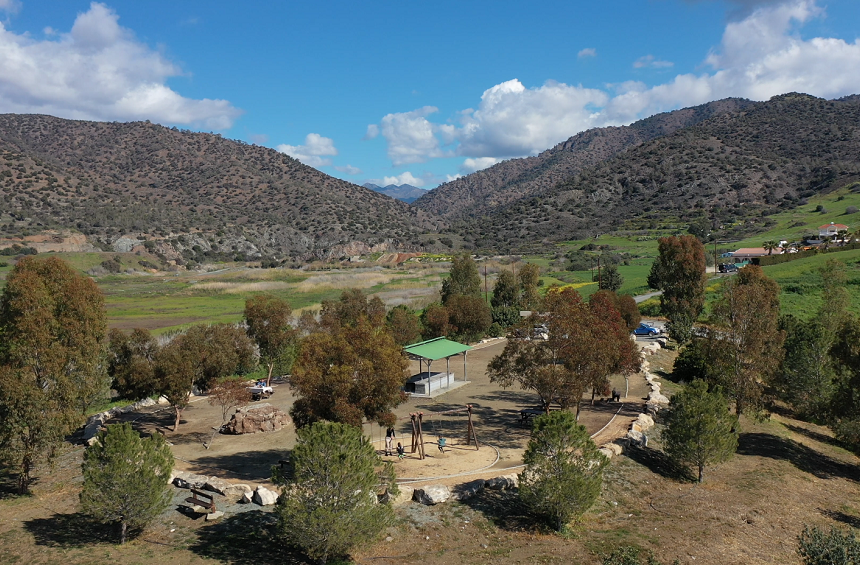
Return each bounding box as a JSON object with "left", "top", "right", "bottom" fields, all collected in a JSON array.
[{"left": 731, "top": 184, "right": 860, "bottom": 248}]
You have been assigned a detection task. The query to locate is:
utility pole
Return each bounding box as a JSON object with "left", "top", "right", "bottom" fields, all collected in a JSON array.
[
  {"left": 714, "top": 239, "right": 718, "bottom": 274},
  {"left": 597, "top": 256, "right": 602, "bottom": 289}
]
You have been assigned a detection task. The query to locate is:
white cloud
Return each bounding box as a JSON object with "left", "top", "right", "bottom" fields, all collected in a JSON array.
[
  {"left": 376, "top": 106, "right": 450, "bottom": 166},
  {"left": 276, "top": 133, "right": 338, "bottom": 167},
  {"left": 456, "top": 79, "right": 609, "bottom": 158},
  {"left": 370, "top": 0, "right": 860, "bottom": 168},
  {"left": 382, "top": 171, "right": 424, "bottom": 187},
  {"left": 577, "top": 47, "right": 597, "bottom": 59},
  {"left": 603, "top": 0, "right": 860, "bottom": 121},
  {"left": 364, "top": 123, "right": 379, "bottom": 139},
  {"left": 334, "top": 164, "right": 361, "bottom": 175},
  {"left": 0, "top": 0, "right": 20, "bottom": 13},
  {"left": 633, "top": 55, "right": 674, "bottom": 69},
  {"left": 460, "top": 157, "right": 499, "bottom": 174},
  {"left": 0, "top": 2, "right": 240, "bottom": 129}
]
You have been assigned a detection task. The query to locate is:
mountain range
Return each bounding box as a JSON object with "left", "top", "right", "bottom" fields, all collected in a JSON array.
[
  {"left": 415, "top": 93, "right": 860, "bottom": 252},
  {"left": 362, "top": 183, "right": 427, "bottom": 203},
  {"left": 1, "top": 92, "right": 859, "bottom": 260},
  {"left": 0, "top": 115, "right": 440, "bottom": 261}
]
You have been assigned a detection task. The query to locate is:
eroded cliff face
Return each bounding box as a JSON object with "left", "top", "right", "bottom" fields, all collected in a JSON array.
[{"left": 0, "top": 230, "right": 99, "bottom": 253}]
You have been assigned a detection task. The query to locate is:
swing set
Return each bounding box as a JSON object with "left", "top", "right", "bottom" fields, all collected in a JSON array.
[{"left": 407, "top": 404, "right": 480, "bottom": 460}]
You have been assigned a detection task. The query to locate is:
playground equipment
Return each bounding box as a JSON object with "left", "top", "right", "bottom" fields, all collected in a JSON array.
[{"left": 408, "top": 404, "right": 480, "bottom": 460}]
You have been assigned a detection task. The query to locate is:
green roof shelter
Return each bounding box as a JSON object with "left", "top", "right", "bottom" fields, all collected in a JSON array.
[{"left": 403, "top": 337, "right": 473, "bottom": 394}]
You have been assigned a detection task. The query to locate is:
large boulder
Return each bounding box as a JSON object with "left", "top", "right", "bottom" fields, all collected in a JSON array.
[
  {"left": 392, "top": 485, "right": 414, "bottom": 505},
  {"left": 203, "top": 477, "right": 230, "bottom": 496},
  {"left": 222, "top": 403, "right": 292, "bottom": 434},
  {"left": 172, "top": 471, "right": 209, "bottom": 489},
  {"left": 485, "top": 475, "right": 518, "bottom": 490},
  {"left": 252, "top": 486, "right": 279, "bottom": 506},
  {"left": 412, "top": 485, "right": 451, "bottom": 505},
  {"left": 647, "top": 391, "right": 670, "bottom": 405},
  {"left": 223, "top": 483, "right": 254, "bottom": 501},
  {"left": 451, "top": 479, "right": 485, "bottom": 501},
  {"left": 601, "top": 442, "right": 624, "bottom": 456},
  {"left": 635, "top": 413, "right": 655, "bottom": 431}
]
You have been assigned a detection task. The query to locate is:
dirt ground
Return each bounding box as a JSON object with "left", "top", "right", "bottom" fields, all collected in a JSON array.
[
  {"left": 4, "top": 340, "right": 858, "bottom": 565},
  {"left": 122, "top": 338, "right": 646, "bottom": 488}
]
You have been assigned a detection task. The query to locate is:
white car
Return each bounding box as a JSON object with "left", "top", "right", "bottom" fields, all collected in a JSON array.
[{"left": 247, "top": 383, "right": 274, "bottom": 399}]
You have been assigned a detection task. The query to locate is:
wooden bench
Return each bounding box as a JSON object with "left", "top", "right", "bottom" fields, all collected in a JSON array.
[{"left": 185, "top": 488, "right": 216, "bottom": 513}]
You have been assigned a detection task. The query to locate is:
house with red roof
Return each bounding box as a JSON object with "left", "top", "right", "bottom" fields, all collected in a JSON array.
[{"left": 819, "top": 222, "right": 849, "bottom": 238}]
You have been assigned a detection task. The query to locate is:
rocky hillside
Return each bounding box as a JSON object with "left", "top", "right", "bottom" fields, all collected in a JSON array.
[
  {"left": 0, "top": 115, "right": 441, "bottom": 261},
  {"left": 414, "top": 98, "right": 756, "bottom": 220},
  {"left": 449, "top": 93, "right": 860, "bottom": 252}
]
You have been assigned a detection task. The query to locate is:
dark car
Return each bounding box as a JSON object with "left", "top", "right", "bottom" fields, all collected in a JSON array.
[{"left": 633, "top": 323, "right": 661, "bottom": 336}]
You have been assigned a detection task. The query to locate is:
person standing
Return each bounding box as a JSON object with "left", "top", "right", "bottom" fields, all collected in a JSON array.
[{"left": 385, "top": 427, "right": 396, "bottom": 456}]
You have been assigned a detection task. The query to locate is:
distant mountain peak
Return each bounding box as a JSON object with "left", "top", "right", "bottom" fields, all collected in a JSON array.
[{"left": 363, "top": 183, "right": 427, "bottom": 203}]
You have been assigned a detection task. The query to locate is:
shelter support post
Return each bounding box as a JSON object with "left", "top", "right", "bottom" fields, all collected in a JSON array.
[{"left": 446, "top": 357, "right": 451, "bottom": 388}]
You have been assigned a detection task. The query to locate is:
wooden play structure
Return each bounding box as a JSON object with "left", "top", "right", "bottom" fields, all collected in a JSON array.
[{"left": 408, "top": 405, "right": 480, "bottom": 460}]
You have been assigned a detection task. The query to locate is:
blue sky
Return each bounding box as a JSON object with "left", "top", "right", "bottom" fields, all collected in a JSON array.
[{"left": 1, "top": 0, "right": 859, "bottom": 189}]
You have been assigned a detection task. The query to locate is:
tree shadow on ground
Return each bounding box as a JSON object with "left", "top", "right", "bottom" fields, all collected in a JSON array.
[
  {"left": 782, "top": 422, "right": 844, "bottom": 449},
  {"left": 0, "top": 469, "right": 22, "bottom": 500},
  {"left": 820, "top": 508, "right": 860, "bottom": 529},
  {"left": 24, "top": 512, "right": 119, "bottom": 547},
  {"left": 624, "top": 446, "right": 695, "bottom": 483},
  {"left": 189, "top": 509, "right": 310, "bottom": 565},
  {"left": 737, "top": 432, "right": 859, "bottom": 483},
  {"left": 188, "top": 448, "right": 290, "bottom": 482},
  {"left": 460, "top": 488, "right": 547, "bottom": 533}
]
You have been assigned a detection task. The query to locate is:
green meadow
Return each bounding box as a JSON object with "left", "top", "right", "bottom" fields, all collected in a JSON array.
[{"left": 2, "top": 185, "right": 859, "bottom": 333}]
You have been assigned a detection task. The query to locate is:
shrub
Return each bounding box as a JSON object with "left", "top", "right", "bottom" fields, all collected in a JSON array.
[
  {"left": 638, "top": 297, "right": 661, "bottom": 317},
  {"left": 519, "top": 411, "right": 606, "bottom": 532},
  {"left": 80, "top": 423, "right": 173, "bottom": 544},
  {"left": 845, "top": 206, "right": 858, "bottom": 215},
  {"left": 661, "top": 380, "right": 738, "bottom": 482},
  {"left": 275, "top": 421, "right": 396, "bottom": 564},
  {"left": 797, "top": 525, "right": 860, "bottom": 565}
]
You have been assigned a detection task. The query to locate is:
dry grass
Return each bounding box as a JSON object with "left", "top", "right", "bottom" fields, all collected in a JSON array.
[
  {"left": 294, "top": 271, "right": 404, "bottom": 292},
  {"left": 190, "top": 281, "right": 294, "bottom": 294}
]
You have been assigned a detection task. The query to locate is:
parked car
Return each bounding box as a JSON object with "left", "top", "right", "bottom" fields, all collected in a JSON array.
[
  {"left": 633, "top": 323, "right": 661, "bottom": 336},
  {"left": 718, "top": 263, "right": 739, "bottom": 273}
]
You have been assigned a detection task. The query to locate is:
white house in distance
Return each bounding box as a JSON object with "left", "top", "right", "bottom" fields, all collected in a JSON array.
[{"left": 819, "top": 222, "right": 849, "bottom": 238}]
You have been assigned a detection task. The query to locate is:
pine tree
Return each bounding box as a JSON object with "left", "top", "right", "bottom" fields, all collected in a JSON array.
[
  {"left": 599, "top": 264, "right": 624, "bottom": 293},
  {"left": 491, "top": 269, "right": 518, "bottom": 308},
  {"left": 80, "top": 422, "right": 173, "bottom": 544},
  {"left": 661, "top": 380, "right": 738, "bottom": 483},
  {"left": 518, "top": 411, "right": 607, "bottom": 532},
  {"left": 275, "top": 421, "right": 396, "bottom": 564}
]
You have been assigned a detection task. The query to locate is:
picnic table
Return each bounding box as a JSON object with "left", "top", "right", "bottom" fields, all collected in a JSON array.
[{"left": 519, "top": 408, "right": 544, "bottom": 424}]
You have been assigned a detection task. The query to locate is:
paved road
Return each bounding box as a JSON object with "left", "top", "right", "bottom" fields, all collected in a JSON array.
[{"left": 634, "top": 290, "right": 661, "bottom": 303}]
